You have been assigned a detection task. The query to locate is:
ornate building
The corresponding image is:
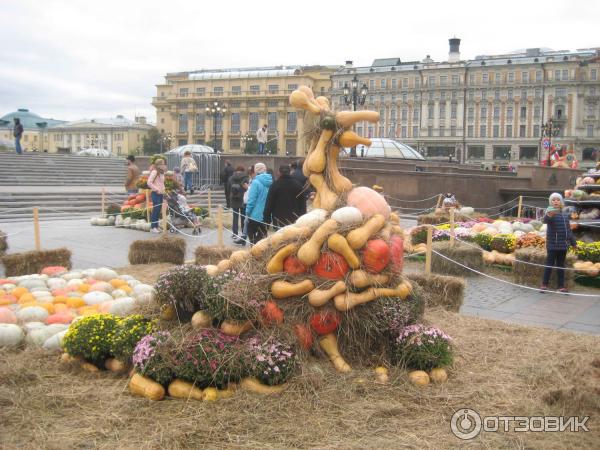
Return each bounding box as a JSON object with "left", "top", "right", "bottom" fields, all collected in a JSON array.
[
  {"left": 331, "top": 39, "right": 600, "bottom": 168},
  {"left": 152, "top": 66, "right": 336, "bottom": 155}
]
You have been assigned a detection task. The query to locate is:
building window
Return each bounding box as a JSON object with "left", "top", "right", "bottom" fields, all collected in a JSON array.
[
  {"left": 249, "top": 112, "right": 259, "bottom": 133},
  {"left": 506, "top": 125, "right": 512, "bottom": 137},
  {"left": 268, "top": 84, "right": 279, "bottom": 94},
  {"left": 583, "top": 148, "right": 598, "bottom": 160},
  {"left": 401, "top": 108, "right": 408, "bottom": 121},
  {"left": 451, "top": 103, "right": 457, "bottom": 119},
  {"left": 468, "top": 90, "right": 474, "bottom": 101},
  {"left": 450, "top": 126, "right": 456, "bottom": 137},
  {"left": 493, "top": 146, "right": 511, "bottom": 160},
  {"left": 536, "top": 71, "right": 542, "bottom": 82},
  {"left": 287, "top": 112, "right": 297, "bottom": 132},
  {"left": 520, "top": 106, "right": 527, "bottom": 118},
  {"left": 439, "top": 104, "right": 446, "bottom": 119},
  {"left": 469, "top": 74, "right": 475, "bottom": 84},
  {"left": 493, "top": 107, "right": 500, "bottom": 119},
  {"left": 562, "top": 69, "right": 569, "bottom": 80},
  {"left": 591, "top": 69, "right": 597, "bottom": 81},
  {"left": 480, "top": 107, "right": 487, "bottom": 119},
  {"left": 480, "top": 125, "right": 486, "bottom": 137},
  {"left": 428, "top": 104, "right": 434, "bottom": 119},
  {"left": 427, "top": 126, "right": 433, "bottom": 137},
  {"left": 519, "top": 125, "right": 526, "bottom": 137},
  {"left": 285, "top": 139, "right": 297, "bottom": 155},
  {"left": 230, "top": 113, "right": 240, "bottom": 133},
  {"left": 413, "top": 108, "right": 419, "bottom": 120},
  {"left": 507, "top": 107, "right": 513, "bottom": 120},
  {"left": 428, "top": 76, "right": 436, "bottom": 87},
  {"left": 401, "top": 78, "right": 408, "bottom": 88},
  {"left": 522, "top": 72, "right": 529, "bottom": 83},
  {"left": 402, "top": 92, "right": 408, "bottom": 102},
  {"left": 468, "top": 107, "right": 474, "bottom": 120},
  {"left": 494, "top": 90, "right": 500, "bottom": 100},
  {"left": 232, "top": 86, "right": 241, "bottom": 95},
  {"left": 266, "top": 112, "right": 277, "bottom": 131},
  {"left": 178, "top": 114, "right": 188, "bottom": 133},
  {"left": 482, "top": 73, "right": 488, "bottom": 84},
  {"left": 535, "top": 87, "right": 542, "bottom": 98},
  {"left": 249, "top": 85, "right": 260, "bottom": 94},
  {"left": 508, "top": 89, "right": 513, "bottom": 100},
  {"left": 588, "top": 125, "right": 594, "bottom": 137},
  {"left": 213, "top": 86, "right": 223, "bottom": 96},
  {"left": 391, "top": 79, "right": 397, "bottom": 89},
  {"left": 380, "top": 78, "right": 386, "bottom": 89},
  {"left": 481, "top": 89, "right": 487, "bottom": 99},
  {"left": 399, "top": 126, "right": 406, "bottom": 138},
  {"left": 519, "top": 146, "right": 538, "bottom": 160},
  {"left": 591, "top": 87, "right": 597, "bottom": 96},
  {"left": 440, "top": 91, "right": 446, "bottom": 100},
  {"left": 179, "top": 88, "right": 188, "bottom": 97},
  {"left": 369, "top": 80, "right": 375, "bottom": 90},
  {"left": 534, "top": 106, "right": 541, "bottom": 118},
  {"left": 533, "top": 125, "right": 540, "bottom": 137},
  {"left": 452, "top": 74, "right": 459, "bottom": 85},
  {"left": 414, "top": 77, "right": 420, "bottom": 88},
  {"left": 230, "top": 139, "right": 240, "bottom": 149},
  {"left": 467, "top": 125, "right": 474, "bottom": 137},
  {"left": 468, "top": 146, "right": 485, "bottom": 159},
  {"left": 287, "top": 84, "right": 298, "bottom": 91},
  {"left": 412, "top": 126, "right": 419, "bottom": 137},
  {"left": 521, "top": 89, "right": 528, "bottom": 99},
  {"left": 195, "top": 87, "right": 205, "bottom": 95},
  {"left": 493, "top": 125, "right": 499, "bottom": 137},
  {"left": 195, "top": 113, "right": 205, "bottom": 133},
  {"left": 495, "top": 72, "right": 501, "bottom": 83},
  {"left": 508, "top": 72, "right": 514, "bottom": 83}
]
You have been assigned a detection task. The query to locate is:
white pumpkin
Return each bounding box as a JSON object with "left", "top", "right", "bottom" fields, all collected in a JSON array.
[
  {"left": 521, "top": 223, "right": 534, "bottom": 233},
  {"left": 135, "top": 291, "right": 154, "bottom": 307},
  {"left": 0, "top": 307, "right": 17, "bottom": 324},
  {"left": 133, "top": 284, "right": 154, "bottom": 298},
  {"left": 43, "top": 329, "right": 68, "bottom": 352},
  {"left": 62, "top": 271, "right": 83, "bottom": 281},
  {"left": 127, "top": 280, "right": 141, "bottom": 288},
  {"left": 16, "top": 306, "right": 49, "bottom": 323},
  {"left": 107, "top": 215, "right": 116, "bottom": 226},
  {"left": 3, "top": 283, "right": 16, "bottom": 292},
  {"left": 18, "top": 279, "right": 46, "bottom": 290},
  {"left": 459, "top": 206, "right": 474, "bottom": 215},
  {"left": 331, "top": 206, "right": 363, "bottom": 226},
  {"left": 23, "top": 321, "right": 46, "bottom": 332},
  {"left": 0, "top": 324, "right": 25, "bottom": 347},
  {"left": 540, "top": 224, "right": 547, "bottom": 233},
  {"left": 89, "top": 281, "right": 113, "bottom": 293},
  {"left": 111, "top": 289, "right": 128, "bottom": 299},
  {"left": 118, "top": 275, "right": 134, "bottom": 281},
  {"left": 83, "top": 291, "right": 113, "bottom": 305},
  {"left": 31, "top": 290, "right": 52, "bottom": 299},
  {"left": 94, "top": 268, "right": 119, "bottom": 281},
  {"left": 26, "top": 324, "right": 68, "bottom": 347},
  {"left": 108, "top": 297, "right": 136, "bottom": 316},
  {"left": 81, "top": 269, "right": 97, "bottom": 279},
  {"left": 48, "top": 278, "right": 67, "bottom": 290},
  {"left": 96, "top": 218, "right": 109, "bottom": 226},
  {"left": 295, "top": 209, "right": 328, "bottom": 228}
]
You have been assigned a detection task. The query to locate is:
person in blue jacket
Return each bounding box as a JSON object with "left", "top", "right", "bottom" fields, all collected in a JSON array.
[
  {"left": 245, "top": 162, "right": 273, "bottom": 244},
  {"left": 541, "top": 192, "right": 577, "bottom": 292}
]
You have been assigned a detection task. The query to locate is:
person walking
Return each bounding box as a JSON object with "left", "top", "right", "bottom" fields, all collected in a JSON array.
[
  {"left": 264, "top": 165, "right": 304, "bottom": 227},
  {"left": 233, "top": 165, "right": 255, "bottom": 245},
  {"left": 13, "top": 118, "right": 24, "bottom": 154},
  {"left": 221, "top": 160, "right": 234, "bottom": 208},
  {"left": 290, "top": 160, "right": 309, "bottom": 216},
  {"left": 227, "top": 165, "right": 249, "bottom": 241},
  {"left": 147, "top": 158, "right": 167, "bottom": 233},
  {"left": 180, "top": 150, "right": 198, "bottom": 194},
  {"left": 245, "top": 162, "right": 272, "bottom": 244},
  {"left": 125, "top": 155, "right": 141, "bottom": 194},
  {"left": 256, "top": 124, "right": 268, "bottom": 155},
  {"left": 540, "top": 193, "right": 577, "bottom": 293}
]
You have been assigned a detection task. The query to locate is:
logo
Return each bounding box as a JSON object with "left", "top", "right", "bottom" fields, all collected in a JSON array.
[{"left": 450, "top": 409, "right": 482, "bottom": 440}]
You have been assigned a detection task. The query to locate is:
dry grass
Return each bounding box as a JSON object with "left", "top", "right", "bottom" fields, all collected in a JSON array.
[
  {"left": 406, "top": 273, "right": 465, "bottom": 312},
  {"left": 0, "top": 230, "right": 7, "bottom": 256},
  {"left": 128, "top": 236, "right": 186, "bottom": 265},
  {"left": 417, "top": 211, "right": 487, "bottom": 226},
  {"left": 431, "top": 241, "right": 483, "bottom": 277},
  {"left": 0, "top": 247, "right": 71, "bottom": 277},
  {"left": 514, "top": 248, "right": 577, "bottom": 289},
  {"left": 1, "top": 308, "right": 598, "bottom": 449},
  {"left": 194, "top": 245, "right": 234, "bottom": 265}
]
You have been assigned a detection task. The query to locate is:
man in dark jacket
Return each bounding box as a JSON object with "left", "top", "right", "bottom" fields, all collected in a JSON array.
[
  {"left": 227, "top": 165, "right": 249, "bottom": 240},
  {"left": 264, "top": 165, "right": 303, "bottom": 227},
  {"left": 290, "top": 160, "right": 309, "bottom": 215},
  {"left": 541, "top": 192, "right": 577, "bottom": 292},
  {"left": 221, "top": 160, "right": 234, "bottom": 208},
  {"left": 13, "top": 118, "right": 24, "bottom": 154}
]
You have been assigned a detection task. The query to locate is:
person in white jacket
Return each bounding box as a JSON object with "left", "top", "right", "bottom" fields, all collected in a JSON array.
[{"left": 256, "top": 124, "right": 267, "bottom": 154}]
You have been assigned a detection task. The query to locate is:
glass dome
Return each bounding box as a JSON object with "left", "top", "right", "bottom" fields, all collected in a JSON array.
[
  {"left": 165, "top": 144, "right": 215, "bottom": 155},
  {"left": 344, "top": 138, "right": 426, "bottom": 160}
]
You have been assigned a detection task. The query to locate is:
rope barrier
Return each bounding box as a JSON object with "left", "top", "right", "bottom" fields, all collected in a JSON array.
[{"left": 384, "top": 193, "right": 442, "bottom": 203}]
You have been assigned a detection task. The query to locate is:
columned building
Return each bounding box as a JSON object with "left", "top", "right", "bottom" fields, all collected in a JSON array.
[
  {"left": 331, "top": 39, "right": 600, "bottom": 168},
  {"left": 0, "top": 109, "right": 65, "bottom": 152},
  {"left": 152, "top": 66, "right": 336, "bottom": 155}
]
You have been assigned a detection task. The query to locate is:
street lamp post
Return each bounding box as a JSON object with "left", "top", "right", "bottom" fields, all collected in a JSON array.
[
  {"left": 241, "top": 132, "right": 254, "bottom": 154},
  {"left": 206, "top": 101, "right": 227, "bottom": 153},
  {"left": 159, "top": 132, "right": 172, "bottom": 153},
  {"left": 541, "top": 118, "right": 560, "bottom": 166},
  {"left": 343, "top": 75, "right": 368, "bottom": 157}
]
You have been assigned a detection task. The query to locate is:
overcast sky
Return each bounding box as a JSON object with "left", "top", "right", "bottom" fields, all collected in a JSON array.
[{"left": 1, "top": 0, "right": 598, "bottom": 124}]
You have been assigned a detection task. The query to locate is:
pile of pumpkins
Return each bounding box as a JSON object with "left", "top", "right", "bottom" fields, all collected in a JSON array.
[
  {"left": 573, "top": 260, "right": 600, "bottom": 278},
  {"left": 90, "top": 216, "right": 151, "bottom": 231},
  {"left": 0, "top": 267, "right": 155, "bottom": 350},
  {"left": 121, "top": 193, "right": 149, "bottom": 214}
]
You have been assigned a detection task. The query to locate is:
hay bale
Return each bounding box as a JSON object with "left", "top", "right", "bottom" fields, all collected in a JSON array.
[
  {"left": 1, "top": 248, "right": 71, "bottom": 277},
  {"left": 0, "top": 230, "right": 7, "bottom": 256},
  {"left": 194, "top": 245, "right": 233, "bottom": 265},
  {"left": 406, "top": 273, "right": 464, "bottom": 312},
  {"left": 417, "top": 211, "right": 487, "bottom": 225},
  {"left": 431, "top": 241, "right": 483, "bottom": 277},
  {"left": 513, "top": 248, "right": 576, "bottom": 289},
  {"left": 128, "top": 236, "right": 186, "bottom": 265}
]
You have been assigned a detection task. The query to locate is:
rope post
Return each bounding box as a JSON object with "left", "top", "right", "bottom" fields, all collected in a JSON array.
[
  {"left": 449, "top": 208, "right": 455, "bottom": 245},
  {"left": 217, "top": 205, "right": 224, "bottom": 247},
  {"left": 425, "top": 225, "right": 433, "bottom": 275},
  {"left": 517, "top": 195, "right": 523, "bottom": 219},
  {"left": 435, "top": 194, "right": 443, "bottom": 210},
  {"left": 161, "top": 199, "right": 168, "bottom": 236},
  {"left": 33, "top": 207, "right": 41, "bottom": 251},
  {"left": 146, "top": 189, "right": 151, "bottom": 223},
  {"left": 101, "top": 188, "right": 106, "bottom": 218},
  {"left": 207, "top": 189, "right": 212, "bottom": 218}
]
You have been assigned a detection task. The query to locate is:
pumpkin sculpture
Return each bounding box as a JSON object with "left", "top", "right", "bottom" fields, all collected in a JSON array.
[{"left": 200, "top": 86, "right": 412, "bottom": 375}]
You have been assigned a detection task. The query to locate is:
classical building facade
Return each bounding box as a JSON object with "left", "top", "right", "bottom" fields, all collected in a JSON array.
[
  {"left": 152, "top": 66, "right": 336, "bottom": 155},
  {"left": 0, "top": 108, "right": 65, "bottom": 152},
  {"left": 331, "top": 39, "right": 600, "bottom": 168},
  {"left": 46, "top": 116, "right": 153, "bottom": 155}
]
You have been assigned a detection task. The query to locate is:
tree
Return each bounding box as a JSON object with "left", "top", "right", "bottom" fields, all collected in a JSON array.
[{"left": 142, "top": 128, "right": 162, "bottom": 155}]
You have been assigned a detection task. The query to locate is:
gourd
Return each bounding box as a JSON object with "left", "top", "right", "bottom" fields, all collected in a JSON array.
[
  {"left": 229, "top": 250, "right": 251, "bottom": 265},
  {"left": 298, "top": 85, "right": 317, "bottom": 104},
  {"left": 191, "top": 310, "right": 212, "bottom": 329},
  {"left": 266, "top": 244, "right": 299, "bottom": 274},
  {"left": 347, "top": 187, "right": 391, "bottom": 219},
  {"left": 271, "top": 280, "right": 315, "bottom": 299},
  {"left": 270, "top": 226, "right": 311, "bottom": 247},
  {"left": 335, "top": 110, "right": 380, "bottom": 128},
  {"left": 250, "top": 238, "right": 270, "bottom": 258},
  {"left": 0, "top": 307, "right": 17, "bottom": 324},
  {"left": 0, "top": 324, "right": 24, "bottom": 347},
  {"left": 217, "top": 259, "right": 232, "bottom": 273},
  {"left": 315, "top": 96, "right": 331, "bottom": 111},
  {"left": 374, "top": 366, "right": 389, "bottom": 384},
  {"left": 83, "top": 291, "right": 112, "bottom": 305},
  {"left": 338, "top": 130, "right": 372, "bottom": 148},
  {"left": 220, "top": 320, "right": 253, "bottom": 336},
  {"left": 308, "top": 281, "right": 347, "bottom": 307},
  {"left": 327, "top": 145, "right": 353, "bottom": 193},
  {"left": 241, "top": 377, "right": 287, "bottom": 395},
  {"left": 331, "top": 207, "right": 363, "bottom": 227},
  {"left": 26, "top": 324, "right": 68, "bottom": 346},
  {"left": 309, "top": 174, "right": 338, "bottom": 210},
  {"left": 389, "top": 212, "right": 400, "bottom": 224},
  {"left": 327, "top": 234, "right": 360, "bottom": 269},
  {"left": 373, "top": 280, "right": 412, "bottom": 300},
  {"left": 108, "top": 297, "right": 136, "bottom": 316},
  {"left": 289, "top": 89, "right": 321, "bottom": 115},
  {"left": 302, "top": 134, "right": 320, "bottom": 177},
  {"left": 408, "top": 370, "right": 430, "bottom": 387},
  {"left": 293, "top": 324, "right": 313, "bottom": 350},
  {"left": 333, "top": 289, "right": 377, "bottom": 312},
  {"left": 105, "top": 358, "right": 129, "bottom": 373},
  {"left": 319, "top": 333, "right": 351, "bottom": 373},
  {"left": 202, "top": 387, "right": 218, "bottom": 401},
  {"left": 346, "top": 214, "right": 386, "bottom": 249},
  {"left": 129, "top": 373, "right": 166, "bottom": 401},
  {"left": 205, "top": 265, "right": 219, "bottom": 276},
  {"left": 42, "top": 329, "right": 67, "bottom": 352},
  {"left": 305, "top": 130, "right": 333, "bottom": 174},
  {"left": 168, "top": 379, "right": 204, "bottom": 400},
  {"left": 429, "top": 368, "right": 448, "bottom": 383},
  {"left": 297, "top": 219, "right": 338, "bottom": 266},
  {"left": 348, "top": 270, "right": 390, "bottom": 289},
  {"left": 94, "top": 268, "right": 119, "bottom": 281},
  {"left": 295, "top": 209, "right": 329, "bottom": 228},
  {"left": 16, "top": 306, "right": 49, "bottom": 323}
]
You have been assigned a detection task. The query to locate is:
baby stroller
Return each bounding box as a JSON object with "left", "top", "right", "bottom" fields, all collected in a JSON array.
[{"left": 166, "top": 191, "right": 202, "bottom": 235}]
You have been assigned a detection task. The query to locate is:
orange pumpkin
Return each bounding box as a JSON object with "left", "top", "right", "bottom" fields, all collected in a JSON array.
[{"left": 346, "top": 187, "right": 391, "bottom": 219}]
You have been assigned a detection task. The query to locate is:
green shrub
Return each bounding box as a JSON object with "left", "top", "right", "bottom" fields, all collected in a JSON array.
[
  {"left": 110, "top": 315, "right": 156, "bottom": 363},
  {"left": 63, "top": 314, "right": 120, "bottom": 365},
  {"left": 490, "top": 234, "right": 517, "bottom": 253},
  {"left": 472, "top": 233, "right": 493, "bottom": 251},
  {"left": 132, "top": 331, "right": 174, "bottom": 385},
  {"left": 574, "top": 241, "right": 600, "bottom": 263},
  {"left": 411, "top": 226, "right": 429, "bottom": 245},
  {"left": 390, "top": 324, "right": 453, "bottom": 371}
]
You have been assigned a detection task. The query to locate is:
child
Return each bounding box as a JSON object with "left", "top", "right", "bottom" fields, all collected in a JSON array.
[{"left": 541, "top": 193, "right": 577, "bottom": 292}]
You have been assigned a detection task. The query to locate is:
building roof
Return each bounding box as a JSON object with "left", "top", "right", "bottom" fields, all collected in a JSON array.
[
  {"left": 0, "top": 109, "right": 66, "bottom": 129},
  {"left": 372, "top": 58, "right": 402, "bottom": 67},
  {"left": 188, "top": 68, "right": 301, "bottom": 80},
  {"left": 50, "top": 115, "right": 153, "bottom": 130}
]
